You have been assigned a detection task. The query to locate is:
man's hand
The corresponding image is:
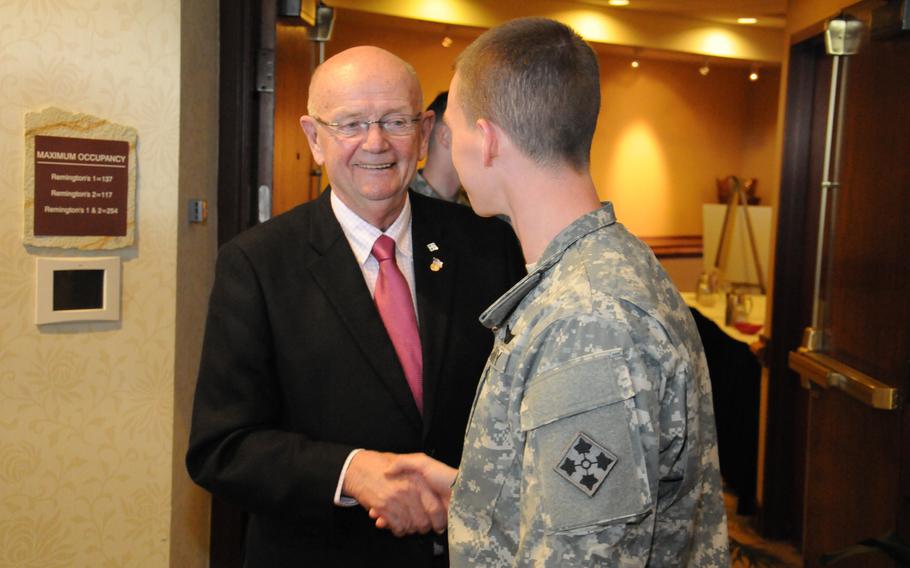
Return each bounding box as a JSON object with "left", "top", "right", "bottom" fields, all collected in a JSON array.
[
  {"left": 371, "top": 453, "right": 458, "bottom": 534},
  {"left": 342, "top": 450, "right": 449, "bottom": 537},
  {"left": 385, "top": 452, "right": 457, "bottom": 508}
]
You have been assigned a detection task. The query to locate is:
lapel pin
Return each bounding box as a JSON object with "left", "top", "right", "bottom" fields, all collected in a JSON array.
[
  {"left": 430, "top": 257, "right": 444, "bottom": 272},
  {"left": 427, "top": 242, "right": 439, "bottom": 252}
]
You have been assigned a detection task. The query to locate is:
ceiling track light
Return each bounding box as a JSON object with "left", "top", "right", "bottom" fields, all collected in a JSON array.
[
  {"left": 699, "top": 59, "right": 711, "bottom": 76},
  {"left": 749, "top": 63, "right": 760, "bottom": 82},
  {"left": 631, "top": 48, "right": 640, "bottom": 69}
]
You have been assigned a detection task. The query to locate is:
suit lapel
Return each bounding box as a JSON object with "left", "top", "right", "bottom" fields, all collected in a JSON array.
[
  {"left": 410, "top": 193, "right": 459, "bottom": 437},
  {"left": 306, "top": 190, "right": 423, "bottom": 432}
]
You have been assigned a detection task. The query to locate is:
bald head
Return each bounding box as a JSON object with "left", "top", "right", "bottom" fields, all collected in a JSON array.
[
  {"left": 298, "top": 46, "right": 434, "bottom": 230},
  {"left": 308, "top": 46, "right": 423, "bottom": 116}
]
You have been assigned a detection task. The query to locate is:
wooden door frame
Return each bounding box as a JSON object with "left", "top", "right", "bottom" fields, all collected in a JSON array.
[
  {"left": 764, "top": 14, "right": 910, "bottom": 556},
  {"left": 759, "top": 31, "right": 835, "bottom": 541},
  {"left": 217, "top": 0, "right": 265, "bottom": 246},
  {"left": 210, "top": 1, "right": 271, "bottom": 566}
]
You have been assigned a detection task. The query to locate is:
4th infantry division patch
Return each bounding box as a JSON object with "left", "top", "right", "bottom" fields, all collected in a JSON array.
[{"left": 554, "top": 432, "right": 617, "bottom": 497}]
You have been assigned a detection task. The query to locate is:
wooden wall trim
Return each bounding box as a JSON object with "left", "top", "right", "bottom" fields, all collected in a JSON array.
[{"left": 640, "top": 235, "right": 703, "bottom": 259}]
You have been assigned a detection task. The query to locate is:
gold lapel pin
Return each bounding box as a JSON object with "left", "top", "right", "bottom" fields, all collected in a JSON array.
[
  {"left": 430, "top": 257, "right": 444, "bottom": 272},
  {"left": 427, "top": 242, "right": 439, "bottom": 252}
]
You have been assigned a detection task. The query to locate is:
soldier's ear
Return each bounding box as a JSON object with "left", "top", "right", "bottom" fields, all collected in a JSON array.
[{"left": 477, "top": 118, "right": 498, "bottom": 167}]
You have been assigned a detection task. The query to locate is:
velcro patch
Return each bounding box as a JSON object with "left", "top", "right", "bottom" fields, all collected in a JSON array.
[{"left": 554, "top": 432, "right": 617, "bottom": 497}]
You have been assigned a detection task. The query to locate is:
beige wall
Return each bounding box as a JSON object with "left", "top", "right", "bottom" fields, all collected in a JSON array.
[
  {"left": 326, "top": 10, "right": 780, "bottom": 238},
  {"left": 594, "top": 57, "right": 779, "bottom": 237},
  {"left": 0, "top": 1, "right": 217, "bottom": 566},
  {"left": 172, "top": 1, "right": 219, "bottom": 566}
]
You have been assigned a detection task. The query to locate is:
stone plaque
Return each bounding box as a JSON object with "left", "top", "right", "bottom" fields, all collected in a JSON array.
[{"left": 24, "top": 108, "right": 137, "bottom": 249}]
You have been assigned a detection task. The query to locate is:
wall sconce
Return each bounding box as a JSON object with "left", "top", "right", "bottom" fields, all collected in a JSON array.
[{"left": 699, "top": 59, "right": 711, "bottom": 76}]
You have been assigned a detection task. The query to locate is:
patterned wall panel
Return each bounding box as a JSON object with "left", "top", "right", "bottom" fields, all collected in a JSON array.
[{"left": 0, "top": 1, "right": 189, "bottom": 566}]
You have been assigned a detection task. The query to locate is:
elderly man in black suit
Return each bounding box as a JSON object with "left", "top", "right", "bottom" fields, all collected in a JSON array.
[{"left": 186, "top": 46, "right": 524, "bottom": 567}]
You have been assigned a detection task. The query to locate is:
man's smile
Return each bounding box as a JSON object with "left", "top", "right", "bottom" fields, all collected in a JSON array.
[{"left": 356, "top": 162, "right": 394, "bottom": 170}]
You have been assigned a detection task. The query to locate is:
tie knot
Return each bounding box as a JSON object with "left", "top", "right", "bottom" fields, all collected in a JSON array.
[{"left": 372, "top": 234, "right": 396, "bottom": 262}]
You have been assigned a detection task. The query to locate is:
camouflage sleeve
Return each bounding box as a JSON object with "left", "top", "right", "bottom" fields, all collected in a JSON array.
[{"left": 513, "top": 315, "right": 658, "bottom": 566}]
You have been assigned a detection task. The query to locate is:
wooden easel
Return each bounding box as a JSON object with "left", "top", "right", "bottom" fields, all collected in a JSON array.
[{"left": 713, "top": 176, "right": 766, "bottom": 294}]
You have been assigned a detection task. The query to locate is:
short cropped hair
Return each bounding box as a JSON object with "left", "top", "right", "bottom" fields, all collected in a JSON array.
[
  {"left": 427, "top": 91, "right": 448, "bottom": 122},
  {"left": 455, "top": 18, "right": 600, "bottom": 171},
  {"left": 426, "top": 91, "right": 449, "bottom": 141}
]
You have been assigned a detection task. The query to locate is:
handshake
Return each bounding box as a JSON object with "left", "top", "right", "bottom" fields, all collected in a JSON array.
[{"left": 342, "top": 450, "right": 458, "bottom": 537}]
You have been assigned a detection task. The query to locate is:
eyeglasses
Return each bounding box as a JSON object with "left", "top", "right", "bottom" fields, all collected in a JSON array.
[{"left": 313, "top": 114, "right": 423, "bottom": 138}]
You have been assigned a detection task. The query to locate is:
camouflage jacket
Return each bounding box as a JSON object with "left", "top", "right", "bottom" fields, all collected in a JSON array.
[
  {"left": 448, "top": 203, "right": 729, "bottom": 567},
  {"left": 410, "top": 169, "right": 471, "bottom": 207}
]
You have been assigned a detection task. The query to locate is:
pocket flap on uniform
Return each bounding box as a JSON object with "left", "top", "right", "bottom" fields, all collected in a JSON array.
[{"left": 520, "top": 350, "right": 635, "bottom": 432}]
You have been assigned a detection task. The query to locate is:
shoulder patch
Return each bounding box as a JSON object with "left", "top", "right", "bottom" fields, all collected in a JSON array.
[{"left": 554, "top": 432, "right": 617, "bottom": 497}]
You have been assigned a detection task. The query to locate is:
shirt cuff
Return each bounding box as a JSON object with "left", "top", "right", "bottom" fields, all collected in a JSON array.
[{"left": 334, "top": 448, "right": 363, "bottom": 507}]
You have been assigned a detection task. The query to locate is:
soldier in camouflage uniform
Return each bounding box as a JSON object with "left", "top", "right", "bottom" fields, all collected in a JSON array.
[
  {"left": 441, "top": 17, "right": 730, "bottom": 567},
  {"left": 410, "top": 168, "right": 470, "bottom": 206},
  {"left": 409, "top": 92, "right": 472, "bottom": 207}
]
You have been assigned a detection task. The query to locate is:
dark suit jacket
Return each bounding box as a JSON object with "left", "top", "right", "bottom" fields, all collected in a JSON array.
[{"left": 187, "top": 189, "right": 524, "bottom": 567}]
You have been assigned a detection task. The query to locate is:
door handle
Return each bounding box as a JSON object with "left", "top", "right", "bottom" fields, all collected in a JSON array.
[
  {"left": 789, "top": 349, "right": 900, "bottom": 410},
  {"left": 258, "top": 184, "right": 271, "bottom": 223}
]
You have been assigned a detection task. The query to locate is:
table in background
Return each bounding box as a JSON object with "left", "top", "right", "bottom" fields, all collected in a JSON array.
[
  {"left": 682, "top": 291, "right": 764, "bottom": 515},
  {"left": 680, "top": 292, "right": 766, "bottom": 344}
]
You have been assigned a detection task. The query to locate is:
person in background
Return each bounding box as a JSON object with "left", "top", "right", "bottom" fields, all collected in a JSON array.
[
  {"left": 399, "top": 17, "right": 730, "bottom": 567},
  {"left": 410, "top": 91, "right": 470, "bottom": 206},
  {"left": 186, "top": 45, "right": 524, "bottom": 567}
]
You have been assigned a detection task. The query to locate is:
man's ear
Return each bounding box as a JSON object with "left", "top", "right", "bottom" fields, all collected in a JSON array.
[
  {"left": 476, "top": 118, "right": 499, "bottom": 167},
  {"left": 436, "top": 122, "right": 451, "bottom": 150},
  {"left": 300, "top": 115, "right": 325, "bottom": 165},
  {"left": 418, "top": 110, "right": 435, "bottom": 161}
]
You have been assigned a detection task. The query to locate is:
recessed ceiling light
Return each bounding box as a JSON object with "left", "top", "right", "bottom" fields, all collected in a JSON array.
[
  {"left": 699, "top": 60, "right": 711, "bottom": 76},
  {"left": 609, "top": 0, "right": 630, "bottom": 6},
  {"left": 737, "top": 17, "right": 758, "bottom": 24}
]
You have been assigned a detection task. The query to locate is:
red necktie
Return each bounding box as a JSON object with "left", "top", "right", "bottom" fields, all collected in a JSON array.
[{"left": 372, "top": 235, "right": 423, "bottom": 414}]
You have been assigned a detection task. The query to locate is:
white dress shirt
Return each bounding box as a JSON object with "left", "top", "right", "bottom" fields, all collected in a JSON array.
[
  {"left": 330, "top": 191, "right": 418, "bottom": 314},
  {"left": 328, "top": 190, "right": 418, "bottom": 506}
]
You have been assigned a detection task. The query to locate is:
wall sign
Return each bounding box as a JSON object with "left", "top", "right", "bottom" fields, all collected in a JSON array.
[
  {"left": 24, "top": 108, "right": 137, "bottom": 250},
  {"left": 33, "top": 135, "right": 129, "bottom": 237}
]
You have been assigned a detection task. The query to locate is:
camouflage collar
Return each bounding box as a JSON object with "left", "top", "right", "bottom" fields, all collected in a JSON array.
[
  {"left": 479, "top": 203, "right": 618, "bottom": 329},
  {"left": 409, "top": 169, "right": 443, "bottom": 201}
]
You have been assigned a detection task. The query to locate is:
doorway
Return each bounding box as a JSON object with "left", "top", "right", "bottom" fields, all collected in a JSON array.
[{"left": 768, "top": 7, "right": 909, "bottom": 567}]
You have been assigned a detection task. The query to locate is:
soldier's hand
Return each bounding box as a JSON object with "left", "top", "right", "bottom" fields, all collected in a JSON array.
[
  {"left": 385, "top": 452, "right": 457, "bottom": 509},
  {"left": 342, "top": 450, "right": 447, "bottom": 536}
]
